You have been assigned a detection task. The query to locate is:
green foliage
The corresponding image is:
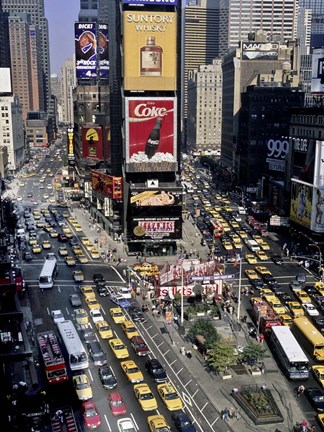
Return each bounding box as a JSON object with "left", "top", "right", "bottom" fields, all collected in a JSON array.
[
  {"left": 242, "top": 391, "right": 274, "bottom": 414},
  {"left": 241, "top": 342, "right": 267, "bottom": 364},
  {"left": 207, "top": 340, "right": 238, "bottom": 373},
  {"left": 173, "top": 291, "right": 181, "bottom": 303},
  {"left": 187, "top": 319, "right": 220, "bottom": 347}
]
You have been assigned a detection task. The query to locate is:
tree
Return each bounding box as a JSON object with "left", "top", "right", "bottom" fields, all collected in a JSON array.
[
  {"left": 187, "top": 319, "right": 220, "bottom": 348},
  {"left": 241, "top": 342, "right": 267, "bottom": 366},
  {"left": 207, "top": 340, "right": 237, "bottom": 373}
]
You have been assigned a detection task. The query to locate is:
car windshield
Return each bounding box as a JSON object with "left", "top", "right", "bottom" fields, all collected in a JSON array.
[
  {"left": 111, "top": 400, "right": 123, "bottom": 407},
  {"left": 102, "top": 371, "right": 113, "bottom": 378},
  {"left": 85, "top": 409, "right": 97, "bottom": 418},
  {"left": 77, "top": 382, "right": 88, "bottom": 389},
  {"left": 114, "top": 344, "right": 124, "bottom": 350},
  {"left": 164, "top": 392, "right": 178, "bottom": 400},
  {"left": 140, "top": 393, "right": 154, "bottom": 400},
  {"left": 314, "top": 395, "right": 324, "bottom": 402},
  {"left": 128, "top": 367, "right": 139, "bottom": 373}
]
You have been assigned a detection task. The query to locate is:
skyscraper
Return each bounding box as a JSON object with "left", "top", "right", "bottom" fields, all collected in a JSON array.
[
  {"left": 222, "top": 0, "right": 298, "bottom": 49},
  {"left": 0, "top": 0, "right": 10, "bottom": 68},
  {"left": 2, "top": 0, "right": 51, "bottom": 111},
  {"left": 299, "top": 0, "right": 324, "bottom": 48}
]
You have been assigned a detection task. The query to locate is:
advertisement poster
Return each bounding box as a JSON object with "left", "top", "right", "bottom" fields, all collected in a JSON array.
[
  {"left": 291, "top": 137, "right": 315, "bottom": 184},
  {"left": 123, "top": 11, "right": 177, "bottom": 91},
  {"left": 131, "top": 217, "right": 181, "bottom": 240},
  {"left": 125, "top": 97, "right": 177, "bottom": 173},
  {"left": 98, "top": 24, "right": 109, "bottom": 79},
  {"left": 75, "top": 23, "right": 97, "bottom": 79},
  {"left": 81, "top": 126, "right": 103, "bottom": 159},
  {"left": 122, "top": 0, "right": 178, "bottom": 4},
  {"left": 311, "top": 187, "right": 324, "bottom": 233},
  {"left": 266, "top": 138, "right": 289, "bottom": 172},
  {"left": 314, "top": 140, "right": 324, "bottom": 188},
  {"left": 241, "top": 42, "right": 279, "bottom": 60},
  {"left": 91, "top": 171, "right": 122, "bottom": 200},
  {"left": 290, "top": 180, "right": 313, "bottom": 229},
  {"left": 130, "top": 190, "right": 181, "bottom": 206},
  {"left": 311, "top": 48, "right": 324, "bottom": 93}
]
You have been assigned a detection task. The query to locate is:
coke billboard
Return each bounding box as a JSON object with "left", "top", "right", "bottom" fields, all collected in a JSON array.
[{"left": 125, "top": 97, "right": 177, "bottom": 173}]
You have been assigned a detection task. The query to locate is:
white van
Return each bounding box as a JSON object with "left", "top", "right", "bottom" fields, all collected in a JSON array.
[
  {"left": 246, "top": 239, "right": 260, "bottom": 252},
  {"left": 238, "top": 206, "right": 247, "bottom": 215}
]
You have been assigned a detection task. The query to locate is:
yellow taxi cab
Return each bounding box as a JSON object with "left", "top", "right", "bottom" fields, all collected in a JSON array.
[
  {"left": 96, "top": 320, "right": 113, "bottom": 339},
  {"left": 245, "top": 254, "right": 257, "bottom": 265},
  {"left": 315, "top": 281, "right": 324, "bottom": 295},
  {"left": 43, "top": 225, "right": 54, "bottom": 233},
  {"left": 253, "top": 235, "right": 263, "bottom": 243},
  {"left": 256, "top": 250, "right": 269, "bottom": 261},
  {"left": 80, "top": 236, "right": 91, "bottom": 246},
  {"left": 33, "top": 209, "right": 40, "bottom": 216},
  {"left": 39, "top": 178, "right": 45, "bottom": 183},
  {"left": 279, "top": 314, "right": 293, "bottom": 327},
  {"left": 62, "top": 227, "right": 73, "bottom": 238},
  {"left": 259, "top": 241, "right": 270, "bottom": 251},
  {"left": 255, "top": 266, "right": 272, "bottom": 276},
  {"left": 141, "top": 269, "right": 160, "bottom": 277},
  {"left": 268, "top": 298, "right": 286, "bottom": 315},
  {"left": 147, "top": 415, "right": 171, "bottom": 432},
  {"left": 288, "top": 301, "right": 305, "bottom": 318},
  {"left": 36, "top": 221, "right": 44, "bottom": 228},
  {"left": 223, "top": 241, "right": 233, "bottom": 251},
  {"left": 85, "top": 296, "right": 100, "bottom": 310},
  {"left": 120, "top": 360, "right": 144, "bottom": 383},
  {"left": 29, "top": 237, "right": 38, "bottom": 246},
  {"left": 232, "top": 236, "right": 243, "bottom": 249},
  {"left": 73, "top": 374, "right": 92, "bottom": 401},
  {"left": 72, "top": 245, "right": 83, "bottom": 255},
  {"left": 109, "top": 338, "right": 129, "bottom": 359},
  {"left": 74, "top": 308, "right": 89, "bottom": 325},
  {"left": 49, "top": 230, "right": 58, "bottom": 238},
  {"left": 32, "top": 244, "right": 42, "bottom": 254},
  {"left": 237, "top": 230, "right": 248, "bottom": 239},
  {"left": 89, "top": 248, "right": 100, "bottom": 259},
  {"left": 74, "top": 224, "right": 83, "bottom": 232},
  {"left": 295, "top": 290, "right": 312, "bottom": 304},
  {"left": 121, "top": 320, "right": 139, "bottom": 340},
  {"left": 230, "top": 221, "right": 240, "bottom": 229},
  {"left": 245, "top": 269, "right": 259, "bottom": 280},
  {"left": 68, "top": 217, "right": 78, "bottom": 225},
  {"left": 81, "top": 285, "right": 95, "bottom": 299},
  {"left": 312, "top": 365, "right": 324, "bottom": 388},
  {"left": 78, "top": 254, "right": 89, "bottom": 264},
  {"left": 110, "top": 307, "right": 126, "bottom": 324},
  {"left": 260, "top": 288, "right": 276, "bottom": 302},
  {"left": 19, "top": 182, "right": 25, "bottom": 187},
  {"left": 42, "top": 240, "right": 51, "bottom": 249},
  {"left": 133, "top": 262, "right": 159, "bottom": 273},
  {"left": 33, "top": 213, "right": 41, "bottom": 220},
  {"left": 85, "top": 243, "right": 94, "bottom": 252},
  {"left": 157, "top": 383, "right": 183, "bottom": 411},
  {"left": 318, "top": 413, "right": 324, "bottom": 429},
  {"left": 65, "top": 256, "right": 76, "bottom": 266},
  {"left": 134, "top": 383, "right": 158, "bottom": 411}
]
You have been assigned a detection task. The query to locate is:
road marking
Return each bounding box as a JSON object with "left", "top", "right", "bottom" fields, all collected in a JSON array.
[
  {"left": 184, "top": 379, "right": 192, "bottom": 388},
  {"left": 164, "top": 349, "right": 170, "bottom": 355},
  {"left": 210, "top": 417, "right": 220, "bottom": 426},
  {"left": 130, "top": 412, "right": 139, "bottom": 431},
  {"left": 169, "top": 359, "right": 177, "bottom": 366},
  {"left": 182, "top": 392, "right": 192, "bottom": 406},
  {"left": 88, "top": 369, "right": 93, "bottom": 381},
  {"left": 151, "top": 333, "right": 158, "bottom": 339},
  {"left": 110, "top": 265, "right": 126, "bottom": 283},
  {"left": 157, "top": 342, "right": 164, "bottom": 348},
  {"left": 104, "top": 414, "right": 112, "bottom": 432},
  {"left": 201, "top": 402, "right": 208, "bottom": 411},
  {"left": 192, "top": 389, "right": 199, "bottom": 397},
  {"left": 176, "top": 368, "right": 183, "bottom": 375}
]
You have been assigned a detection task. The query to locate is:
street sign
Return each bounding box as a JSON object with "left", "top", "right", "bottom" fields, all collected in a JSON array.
[{"left": 188, "top": 274, "right": 236, "bottom": 283}]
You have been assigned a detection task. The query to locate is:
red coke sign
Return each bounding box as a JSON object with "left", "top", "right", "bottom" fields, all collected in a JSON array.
[{"left": 125, "top": 97, "right": 177, "bottom": 173}]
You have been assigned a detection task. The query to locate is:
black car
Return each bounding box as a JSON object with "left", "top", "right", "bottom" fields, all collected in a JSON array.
[
  {"left": 93, "top": 273, "right": 104, "bottom": 284},
  {"left": 296, "top": 273, "right": 307, "bottom": 284},
  {"left": 80, "top": 329, "right": 97, "bottom": 344},
  {"left": 171, "top": 412, "right": 197, "bottom": 432},
  {"left": 145, "top": 358, "right": 167, "bottom": 383},
  {"left": 271, "top": 285, "right": 285, "bottom": 295},
  {"left": 58, "top": 233, "right": 68, "bottom": 242},
  {"left": 271, "top": 254, "right": 284, "bottom": 265},
  {"left": 277, "top": 292, "right": 293, "bottom": 305},
  {"left": 250, "top": 278, "right": 264, "bottom": 290},
  {"left": 304, "top": 286, "right": 318, "bottom": 297},
  {"left": 305, "top": 388, "right": 324, "bottom": 412},
  {"left": 129, "top": 306, "right": 146, "bottom": 322},
  {"left": 87, "top": 342, "right": 107, "bottom": 366},
  {"left": 98, "top": 366, "right": 117, "bottom": 389},
  {"left": 97, "top": 285, "right": 109, "bottom": 297},
  {"left": 23, "top": 251, "right": 33, "bottom": 261},
  {"left": 262, "top": 275, "right": 277, "bottom": 287},
  {"left": 69, "top": 237, "right": 79, "bottom": 246},
  {"left": 314, "top": 317, "right": 324, "bottom": 333}
]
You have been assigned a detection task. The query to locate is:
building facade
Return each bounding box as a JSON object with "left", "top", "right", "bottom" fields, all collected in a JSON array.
[
  {"left": 187, "top": 59, "right": 222, "bottom": 153},
  {"left": 61, "top": 58, "right": 76, "bottom": 125}
]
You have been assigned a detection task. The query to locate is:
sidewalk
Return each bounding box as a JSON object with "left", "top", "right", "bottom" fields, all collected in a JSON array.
[{"left": 71, "top": 204, "right": 308, "bottom": 432}]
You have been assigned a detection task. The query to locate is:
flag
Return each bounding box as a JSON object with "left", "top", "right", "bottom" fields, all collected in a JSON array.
[
  {"left": 177, "top": 253, "right": 185, "bottom": 267},
  {"left": 233, "top": 254, "right": 241, "bottom": 267}
]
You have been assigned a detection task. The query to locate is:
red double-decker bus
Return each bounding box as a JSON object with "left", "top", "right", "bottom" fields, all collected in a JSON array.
[
  {"left": 37, "top": 331, "right": 68, "bottom": 384},
  {"left": 210, "top": 218, "right": 224, "bottom": 238}
]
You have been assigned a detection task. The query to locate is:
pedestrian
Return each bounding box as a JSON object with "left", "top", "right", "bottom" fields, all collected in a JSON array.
[
  {"left": 222, "top": 407, "right": 229, "bottom": 421},
  {"left": 186, "top": 349, "right": 192, "bottom": 359},
  {"left": 309, "top": 426, "right": 316, "bottom": 432},
  {"left": 300, "top": 419, "right": 308, "bottom": 432},
  {"left": 229, "top": 407, "right": 235, "bottom": 418},
  {"left": 180, "top": 346, "right": 186, "bottom": 356},
  {"left": 297, "top": 385, "right": 305, "bottom": 397},
  {"left": 234, "top": 409, "right": 240, "bottom": 419}
]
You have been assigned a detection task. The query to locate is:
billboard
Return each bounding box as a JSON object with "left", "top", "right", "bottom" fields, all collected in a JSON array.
[
  {"left": 125, "top": 97, "right": 177, "bottom": 173},
  {"left": 311, "top": 48, "right": 324, "bottom": 93},
  {"left": 81, "top": 126, "right": 103, "bottom": 159},
  {"left": 91, "top": 171, "right": 122, "bottom": 200},
  {"left": 75, "top": 23, "right": 109, "bottom": 80},
  {"left": 131, "top": 217, "right": 181, "bottom": 240},
  {"left": 290, "top": 137, "right": 316, "bottom": 184},
  {"left": 122, "top": 0, "right": 178, "bottom": 4},
  {"left": 0, "top": 68, "right": 11, "bottom": 93},
  {"left": 266, "top": 138, "right": 289, "bottom": 172},
  {"left": 130, "top": 189, "right": 182, "bottom": 206},
  {"left": 314, "top": 140, "right": 324, "bottom": 188},
  {"left": 241, "top": 42, "right": 279, "bottom": 60},
  {"left": 311, "top": 187, "right": 324, "bottom": 233},
  {"left": 290, "top": 180, "right": 313, "bottom": 229},
  {"left": 123, "top": 11, "right": 177, "bottom": 91},
  {"left": 67, "top": 129, "right": 74, "bottom": 156}
]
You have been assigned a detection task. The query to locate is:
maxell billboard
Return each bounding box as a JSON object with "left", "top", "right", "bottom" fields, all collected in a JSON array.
[
  {"left": 81, "top": 126, "right": 103, "bottom": 159},
  {"left": 311, "top": 48, "right": 324, "bottom": 93},
  {"left": 123, "top": 11, "right": 177, "bottom": 91},
  {"left": 125, "top": 97, "right": 177, "bottom": 173},
  {"left": 241, "top": 42, "right": 279, "bottom": 60}
]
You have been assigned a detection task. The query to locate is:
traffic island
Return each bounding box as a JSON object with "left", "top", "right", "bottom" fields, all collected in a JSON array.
[{"left": 232, "top": 385, "right": 284, "bottom": 425}]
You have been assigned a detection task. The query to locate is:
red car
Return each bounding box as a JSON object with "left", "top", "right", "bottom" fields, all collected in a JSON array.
[
  {"left": 108, "top": 392, "right": 127, "bottom": 416},
  {"left": 82, "top": 401, "right": 101, "bottom": 429}
]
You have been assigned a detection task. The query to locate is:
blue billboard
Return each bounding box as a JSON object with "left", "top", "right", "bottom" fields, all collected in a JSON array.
[
  {"left": 122, "top": 0, "right": 178, "bottom": 4},
  {"left": 75, "top": 23, "right": 109, "bottom": 80}
]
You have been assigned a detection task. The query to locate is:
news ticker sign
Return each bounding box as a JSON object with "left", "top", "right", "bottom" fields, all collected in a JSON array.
[
  {"left": 188, "top": 274, "right": 236, "bottom": 283},
  {"left": 122, "top": 0, "right": 178, "bottom": 4}
]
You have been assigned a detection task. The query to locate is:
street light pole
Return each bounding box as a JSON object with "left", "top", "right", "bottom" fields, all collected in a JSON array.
[
  {"left": 309, "top": 243, "right": 323, "bottom": 281},
  {"left": 236, "top": 249, "right": 243, "bottom": 322}
]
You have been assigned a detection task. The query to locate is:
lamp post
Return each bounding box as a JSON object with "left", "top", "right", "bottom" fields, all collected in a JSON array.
[
  {"left": 308, "top": 243, "right": 323, "bottom": 281},
  {"left": 236, "top": 249, "right": 243, "bottom": 322}
]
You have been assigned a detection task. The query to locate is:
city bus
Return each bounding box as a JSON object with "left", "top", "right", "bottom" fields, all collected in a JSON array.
[
  {"left": 37, "top": 331, "right": 68, "bottom": 384},
  {"left": 210, "top": 218, "right": 224, "bottom": 238},
  {"left": 57, "top": 320, "right": 89, "bottom": 371},
  {"left": 39, "top": 254, "right": 58, "bottom": 289},
  {"left": 269, "top": 326, "right": 309, "bottom": 380},
  {"left": 292, "top": 316, "right": 324, "bottom": 361}
]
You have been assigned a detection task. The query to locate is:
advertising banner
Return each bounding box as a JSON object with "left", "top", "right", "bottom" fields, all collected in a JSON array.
[
  {"left": 311, "top": 48, "right": 324, "bottom": 93},
  {"left": 314, "top": 140, "right": 324, "bottom": 188},
  {"left": 131, "top": 217, "right": 181, "bottom": 240},
  {"left": 311, "top": 187, "right": 324, "bottom": 233},
  {"left": 123, "top": 11, "right": 177, "bottom": 91},
  {"left": 241, "top": 42, "right": 279, "bottom": 60},
  {"left": 290, "top": 137, "right": 315, "bottom": 184},
  {"left": 81, "top": 126, "right": 103, "bottom": 159},
  {"left": 122, "top": 0, "right": 178, "bottom": 4},
  {"left": 130, "top": 189, "right": 182, "bottom": 206},
  {"left": 98, "top": 24, "right": 109, "bottom": 79},
  {"left": 290, "top": 180, "right": 313, "bottom": 229},
  {"left": 75, "top": 23, "right": 97, "bottom": 79},
  {"left": 67, "top": 129, "right": 74, "bottom": 156},
  {"left": 91, "top": 171, "right": 123, "bottom": 200},
  {"left": 266, "top": 138, "right": 289, "bottom": 172},
  {"left": 125, "top": 97, "right": 177, "bottom": 173}
]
